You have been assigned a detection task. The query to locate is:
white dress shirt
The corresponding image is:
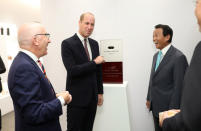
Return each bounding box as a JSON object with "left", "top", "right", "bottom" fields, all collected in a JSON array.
[
  {"left": 159, "top": 44, "right": 172, "bottom": 62},
  {"left": 77, "top": 32, "right": 92, "bottom": 60}
]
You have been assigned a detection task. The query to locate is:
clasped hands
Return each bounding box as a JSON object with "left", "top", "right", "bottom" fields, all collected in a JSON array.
[
  {"left": 159, "top": 109, "right": 180, "bottom": 127},
  {"left": 56, "top": 91, "right": 72, "bottom": 104}
]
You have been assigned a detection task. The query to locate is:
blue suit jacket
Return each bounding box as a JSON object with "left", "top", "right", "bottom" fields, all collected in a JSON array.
[{"left": 8, "top": 52, "right": 62, "bottom": 131}]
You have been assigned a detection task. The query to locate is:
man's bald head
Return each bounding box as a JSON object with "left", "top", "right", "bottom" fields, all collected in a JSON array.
[
  {"left": 17, "top": 22, "right": 44, "bottom": 47},
  {"left": 17, "top": 22, "right": 51, "bottom": 58}
]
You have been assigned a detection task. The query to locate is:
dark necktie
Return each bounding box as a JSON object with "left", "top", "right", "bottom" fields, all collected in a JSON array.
[{"left": 84, "top": 39, "right": 90, "bottom": 61}]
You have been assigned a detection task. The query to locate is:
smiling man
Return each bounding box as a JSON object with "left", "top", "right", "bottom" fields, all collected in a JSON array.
[
  {"left": 8, "top": 22, "right": 72, "bottom": 131},
  {"left": 146, "top": 24, "right": 188, "bottom": 131}
]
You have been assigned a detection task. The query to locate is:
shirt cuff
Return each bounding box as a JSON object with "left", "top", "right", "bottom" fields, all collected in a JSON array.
[{"left": 58, "top": 96, "right": 66, "bottom": 106}]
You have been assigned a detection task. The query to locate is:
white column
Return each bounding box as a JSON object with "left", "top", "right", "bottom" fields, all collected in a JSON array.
[{"left": 93, "top": 81, "right": 130, "bottom": 131}]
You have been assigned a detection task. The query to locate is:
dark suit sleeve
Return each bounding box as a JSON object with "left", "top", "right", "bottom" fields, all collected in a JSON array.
[
  {"left": 147, "top": 54, "right": 156, "bottom": 101},
  {"left": 0, "top": 56, "right": 6, "bottom": 74},
  {"left": 12, "top": 65, "right": 62, "bottom": 125},
  {"left": 61, "top": 40, "right": 97, "bottom": 78},
  {"left": 163, "top": 113, "right": 185, "bottom": 131},
  {"left": 169, "top": 55, "right": 188, "bottom": 109},
  {"left": 147, "top": 74, "right": 152, "bottom": 101},
  {"left": 179, "top": 42, "right": 201, "bottom": 130},
  {"left": 163, "top": 116, "right": 177, "bottom": 131},
  {"left": 163, "top": 42, "right": 201, "bottom": 131},
  {"left": 95, "top": 45, "right": 103, "bottom": 94}
]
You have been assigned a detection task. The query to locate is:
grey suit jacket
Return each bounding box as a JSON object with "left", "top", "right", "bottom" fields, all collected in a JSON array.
[{"left": 147, "top": 45, "right": 188, "bottom": 117}]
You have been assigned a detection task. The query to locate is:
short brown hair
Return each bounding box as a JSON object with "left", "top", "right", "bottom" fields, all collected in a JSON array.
[{"left": 80, "top": 12, "right": 94, "bottom": 22}]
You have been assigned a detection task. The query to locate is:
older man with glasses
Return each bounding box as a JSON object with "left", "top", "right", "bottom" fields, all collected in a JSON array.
[{"left": 7, "top": 22, "right": 72, "bottom": 131}]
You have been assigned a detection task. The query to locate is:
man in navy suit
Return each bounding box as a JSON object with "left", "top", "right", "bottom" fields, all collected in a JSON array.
[
  {"left": 146, "top": 24, "right": 188, "bottom": 131},
  {"left": 8, "top": 22, "right": 72, "bottom": 131},
  {"left": 160, "top": 1, "right": 201, "bottom": 130},
  {"left": 61, "top": 12, "right": 105, "bottom": 131}
]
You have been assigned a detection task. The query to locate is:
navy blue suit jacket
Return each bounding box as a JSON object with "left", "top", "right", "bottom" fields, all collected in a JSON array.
[
  {"left": 8, "top": 52, "right": 62, "bottom": 131},
  {"left": 61, "top": 34, "right": 103, "bottom": 107}
]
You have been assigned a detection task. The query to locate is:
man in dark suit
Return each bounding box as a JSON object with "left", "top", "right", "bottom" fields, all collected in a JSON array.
[
  {"left": 146, "top": 24, "right": 188, "bottom": 131},
  {"left": 8, "top": 22, "right": 72, "bottom": 131},
  {"left": 0, "top": 56, "right": 6, "bottom": 92},
  {"left": 61, "top": 12, "right": 105, "bottom": 131},
  {"left": 0, "top": 56, "right": 6, "bottom": 131},
  {"left": 160, "top": 1, "right": 201, "bottom": 130}
]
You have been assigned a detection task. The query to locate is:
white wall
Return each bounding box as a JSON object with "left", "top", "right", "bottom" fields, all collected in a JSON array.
[
  {"left": 0, "top": 0, "right": 41, "bottom": 84},
  {"left": 0, "top": 1, "right": 41, "bottom": 131},
  {"left": 40, "top": 0, "right": 201, "bottom": 131},
  {"left": 0, "top": 0, "right": 41, "bottom": 26}
]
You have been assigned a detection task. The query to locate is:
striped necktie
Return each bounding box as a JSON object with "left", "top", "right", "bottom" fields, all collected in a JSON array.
[
  {"left": 37, "top": 60, "right": 55, "bottom": 94},
  {"left": 155, "top": 51, "right": 162, "bottom": 71},
  {"left": 37, "top": 60, "right": 47, "bottom": 78}
]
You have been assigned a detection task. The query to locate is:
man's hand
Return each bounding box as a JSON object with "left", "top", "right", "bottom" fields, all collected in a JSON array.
[
  {"left": 97, "top": 94, "right": 103, "bottom": 106},
  {"left": 94, "top": 56, "right": 105, "bottom": 64},
  {"left": 159, "top": 109, "right": 180, "bottom": 127},
  {"left": 56, "top": 91, "right": 72, "bottom": 104},
  {"left": 146, "top": 100, "right": 150, "bottom": 109}
]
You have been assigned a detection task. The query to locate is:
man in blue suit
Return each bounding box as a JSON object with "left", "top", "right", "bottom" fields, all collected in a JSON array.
[{"left": 8, "top": 23, "right": 72, "bottom": 131}]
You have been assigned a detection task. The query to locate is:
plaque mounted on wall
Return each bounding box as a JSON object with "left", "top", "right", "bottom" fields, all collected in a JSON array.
[{"left": 100, "top": 39, "right": 123, "bottom": 83}]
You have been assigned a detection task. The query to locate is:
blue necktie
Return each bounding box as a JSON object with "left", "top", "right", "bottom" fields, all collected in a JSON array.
[{"left": 155, "top": 51, "right": 162, "bottom": 71}]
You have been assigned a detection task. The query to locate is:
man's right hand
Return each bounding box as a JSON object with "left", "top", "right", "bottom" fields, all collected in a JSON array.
[
  {"left": 94, "top": 56, "right": 105, "bottom": 64},
  {"left": 56, "top": 91, "right": 72, "bottom": 104},
  {"left": 146, "top": 100, "right": 150, "bottom": 109}
]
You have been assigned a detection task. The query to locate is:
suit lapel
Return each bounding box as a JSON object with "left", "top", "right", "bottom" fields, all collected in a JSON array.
[
  {"left": 150, "top": 53, "right": 157, "bottom": 78},
  {"left": 20, "top": 52, "right": 47, "bottom": 79},
  {"left": 88, "top": 38, "right": 96, "bottom": 59},
  {"left": 74, "top": 34, "right": 90, "bottom": 61},
  {"left": 153, "top": 46, "right": 175, "bottom": 77},
  {"left": 19, "top": 52, "right": 56, "bottom": 95}
]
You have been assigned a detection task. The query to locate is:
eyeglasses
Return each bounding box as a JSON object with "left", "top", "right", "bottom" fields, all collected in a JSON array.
[
  {"left": 193, "top": 0, "right": 199, "bottom": 5},
  {"left": 34, "top": 33, "right": 50, "bottom": 39}
]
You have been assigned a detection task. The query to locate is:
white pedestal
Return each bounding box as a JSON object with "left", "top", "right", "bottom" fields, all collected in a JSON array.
[{"left": 93, "top": 81, "right": 130, "bottom": 131}]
